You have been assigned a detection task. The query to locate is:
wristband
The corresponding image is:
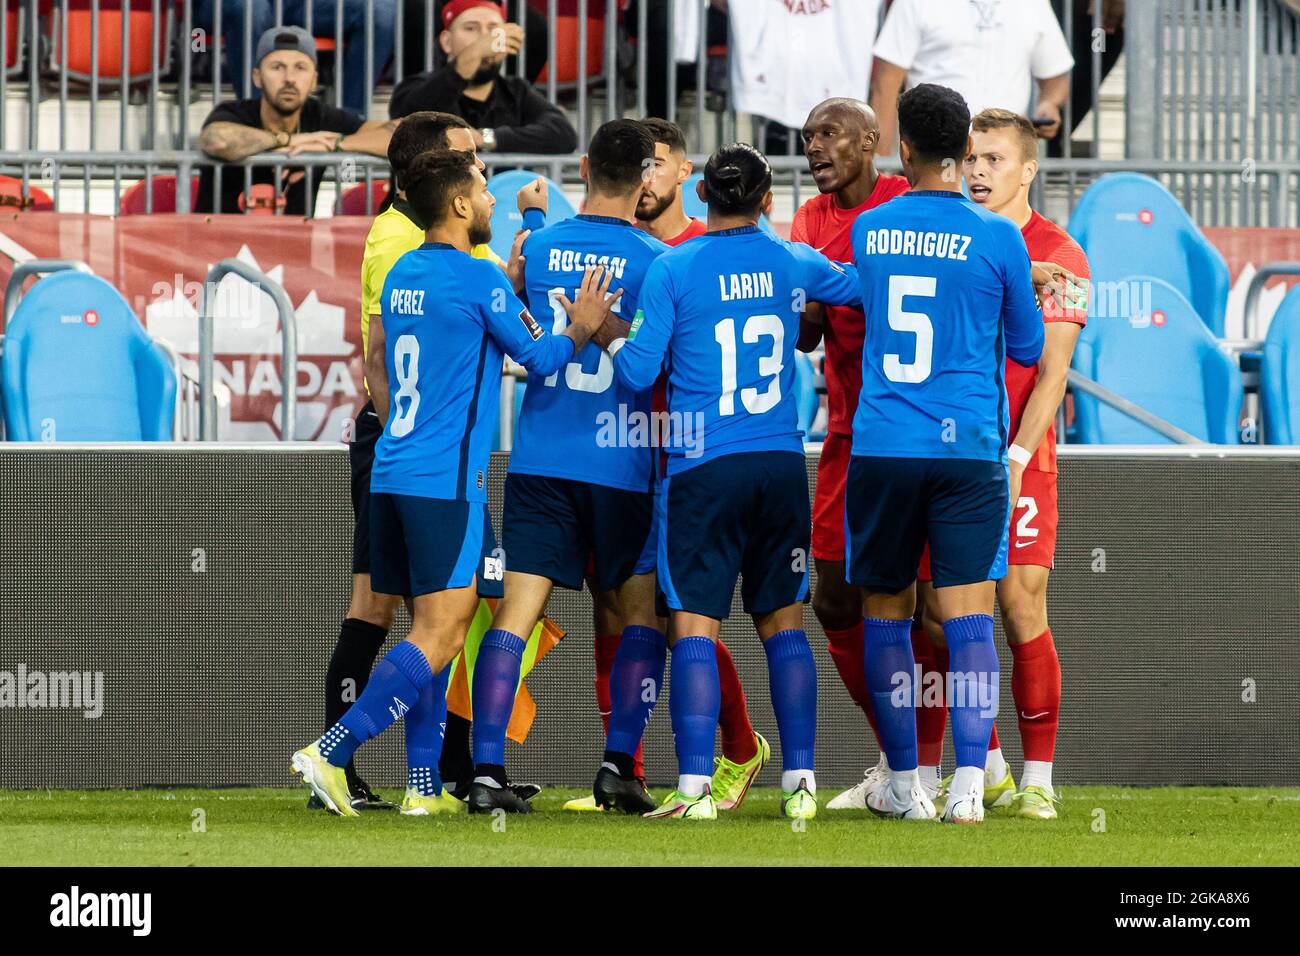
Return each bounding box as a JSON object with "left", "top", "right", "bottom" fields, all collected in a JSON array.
[
  {"left": 607, "top": 338, "right": 626, "bottom": 357},
  {"left": 1008, "top": 444, "right": 1032, "bottom": 467}
]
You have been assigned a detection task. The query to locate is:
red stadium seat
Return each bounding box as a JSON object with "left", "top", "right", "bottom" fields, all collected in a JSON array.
[
  {"left": 5, "top": 4, "right": 24, "bottom": 76},
  {"left": 338, "top": 179, "right": 390, "bottom": 216},
  {"left": 535, "top": 15, "right": 604, "bottom": 86},
  {"left": 119, "top": 175, "right": 200, "bottom": 215},
  {"left": 0, "top": 176, "right": 55, "bottom": 211},
  {"left": 237, "top": 182, "right": 287, "bottom": 215},
  {"left": 45, "top": 0, "right": 173, "bottom": 86}
]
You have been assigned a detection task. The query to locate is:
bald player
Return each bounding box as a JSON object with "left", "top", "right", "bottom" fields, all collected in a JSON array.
[{"left": 790, "top": 98, "right": 918, "bottom": 811}]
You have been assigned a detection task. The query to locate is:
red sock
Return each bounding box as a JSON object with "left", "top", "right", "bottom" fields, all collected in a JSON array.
[
  {"left": 1010, "top": 628, "right": 1061, "bottom": 762},
  {"left": 912, "top": 624, "right": 947, "bottom": 767},
  {"left": 716, "top": 639, "right": 758, "bottom": 763},
  {"left": 825, "top": 622, "right": 882, "bottom": 748},
  {"left": 595, "top": 633, "right": 645, "bottom": 779}
]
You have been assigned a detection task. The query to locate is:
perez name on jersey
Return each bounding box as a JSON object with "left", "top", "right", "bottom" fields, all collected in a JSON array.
[{"left": 389, "top": 287, "right": 426, "bottom": 315}]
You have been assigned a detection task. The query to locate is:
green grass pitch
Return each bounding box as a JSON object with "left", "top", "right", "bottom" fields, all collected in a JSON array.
[{"left": 3, "top": 787, "right": 1296, "bottom": 866}]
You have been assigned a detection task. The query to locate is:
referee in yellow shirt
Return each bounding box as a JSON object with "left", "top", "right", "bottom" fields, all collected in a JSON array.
[{"left": 317, "top": 111, "right": 523, "bottom": 810}]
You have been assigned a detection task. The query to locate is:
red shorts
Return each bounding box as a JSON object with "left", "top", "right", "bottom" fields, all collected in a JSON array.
[
  {"left": 917, "top": 468, "right": 1058, "bottom": 580},
  {"left": 811, "top": 430, "right": 853, "bottom": 562}
]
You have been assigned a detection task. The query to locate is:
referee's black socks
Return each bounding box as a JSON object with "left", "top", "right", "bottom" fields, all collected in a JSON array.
[{"left": 324, "top": 619, "right": 389, "bottom": 777}]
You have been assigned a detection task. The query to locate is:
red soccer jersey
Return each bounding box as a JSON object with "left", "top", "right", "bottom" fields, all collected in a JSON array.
[
  {"left": 665, "top": 217, "right": 707, "bottom": 246},
  {"left": 1007, "top": 210, "right": 1091, "bottom": 473},
  {"left": 790, "top": 172, "right": 911, "bottom": 435}
]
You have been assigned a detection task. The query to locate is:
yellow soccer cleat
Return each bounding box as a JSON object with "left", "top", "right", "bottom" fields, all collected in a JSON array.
[
  {"left": 711, "top": 732, "right": 771, "bottom": 810},
  {"left": 780, "top": 778, "right": 818, "bottom": 821},
  {"left": 984, "top": 769, "right": 1018, "bottom": 810},
  {"left": 1010, "top": 784, "right": 1060, "bottom": 820},
  {"left": 644, "top": 788, "right": 717, "bottom": 821},
  {"left": 563, "top": 794, "right": 604, "bottom": 812},
  {"left": 399, "top": 788, "right": 466, "bottom": 816},
  {"left": 291, "top": 742, "right": 359, "bottom": 817}
]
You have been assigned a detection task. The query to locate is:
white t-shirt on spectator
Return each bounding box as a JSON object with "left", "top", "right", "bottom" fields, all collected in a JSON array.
[
  {"left": 674, "top": 0, "right": 703, "bottom": 63},
  {"left": 727, "top": 0, "right": 884, "bottom": 129},
  {"left": 873, "top": 0, "right": 1074, "bottom": 115}
]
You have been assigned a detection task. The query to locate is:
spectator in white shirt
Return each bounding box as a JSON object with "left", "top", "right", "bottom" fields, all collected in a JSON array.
[{"left": 870, "top": 0, "right": 1074, "bottom": 155}]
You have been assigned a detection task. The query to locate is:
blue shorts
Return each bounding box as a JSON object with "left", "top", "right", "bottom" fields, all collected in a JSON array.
[
  {"left": 844, "top": 455, "right": 1009, "bottom": 592},
  {"left": 369, "top": 493, "right": 504, "bottom": 598},
  {"left": 501, "top": 472, "right": 655, "bottom": 593},
  {"left": 658, "top": 451, "right": 811, "bottom": 620}
]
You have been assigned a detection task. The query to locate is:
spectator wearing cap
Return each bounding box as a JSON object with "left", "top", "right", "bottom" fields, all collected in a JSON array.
[
  {"left": 194, "top": 0, "right": 396, "bottom": 115},
  {"left": 388, "top": 0, "right": 577, "bottom": 155},
  {"left": 869, "top": 0, "right": 1074, "bottom": 155},
  {"left": 196, "top": 27, "right": 397, "bottom": 215}
]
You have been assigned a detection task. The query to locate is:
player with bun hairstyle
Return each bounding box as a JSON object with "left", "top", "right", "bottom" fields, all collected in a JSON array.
[{"left": 602, "top": 143, "right": 863, "bottom": 820}]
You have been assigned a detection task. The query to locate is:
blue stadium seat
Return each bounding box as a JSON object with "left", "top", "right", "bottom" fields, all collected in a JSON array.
[
  {"left": 1067, "top": 173, "right": 1230, "bottom": 337},
  {"left": 793, "top": 351, "right": 818, "bottom": 441},
  {"left": 681, "top": 172, "right": 779, "bottom": 238},
  {"left": 2, "top": 271, "right": 176, "bottom": 441},
  {"left": 1072, "top": 276, "right": 1242, "bottom": 444},
  {"left": 1261, "top": 284, "right": 1300, "bottom": 444},
  {"left": 486, "top": 170, "right": 576, "bottom": 261}
]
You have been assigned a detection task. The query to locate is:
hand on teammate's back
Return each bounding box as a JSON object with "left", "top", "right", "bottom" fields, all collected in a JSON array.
[
  {"left": 555, "top": 266, "right": 624, "bottom": 342},
  {"left": 506, "top": 229, "right": 531, "bottom": 293}
]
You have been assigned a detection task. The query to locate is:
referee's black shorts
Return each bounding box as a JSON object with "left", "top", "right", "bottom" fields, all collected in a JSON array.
[{"left": 349, "top": 400, "right": 383, "bottom": 575}]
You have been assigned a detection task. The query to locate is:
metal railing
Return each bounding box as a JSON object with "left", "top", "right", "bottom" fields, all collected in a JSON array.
[
  {"left": 3, "top": 258, "right": 93, "bottom": 321},
  {"left": 1066, "top": 368, "right": 1207, "bottom": 444},
  {"left": 0, "top": 0, "right": 1149, "bottom": 160},
  {"left": 199, "top": 257, "right": 297, "bottom": 440}
]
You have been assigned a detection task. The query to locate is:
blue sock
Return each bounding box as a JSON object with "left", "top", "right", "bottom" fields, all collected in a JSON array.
[
  {"left": 471, "top": 628, "right": 527, "bottom": 767},
  {"left": 405, "top": 663, "right": 450, "bottom": 796},
  {"left": 605, "top": 625, "right": 668, "bottom": 757},
  {"left": 669, "top": 636, "right": 720, "bottom": 778},
  {"left": 323, "top": 640, "right": 433, "bottom": 768},
  {"left": 763, "top": 629, "right": 817, "bottom": 772},
  {"left": 863, "top": 617, "right": 918, "bottom": 772},
  {"left": 944, "top": 613, "right": 1000, "bottom": 769}
]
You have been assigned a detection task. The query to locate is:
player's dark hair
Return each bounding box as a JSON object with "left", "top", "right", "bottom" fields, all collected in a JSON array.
[
  {"left": 404, "top": 149, "right": 478, "bottom": 228},
  {"left": 586, "top": 118, "right": 656, "bottom": 194},
  {"left": 388, "top": 111, "right": 472, "bottom": 191},
  {"left": 971, "top": 108, "right": 1038, "bottom": 163},
  {"left": 898, "top": 83, "right": 971, "bottom": 166},
  {"left": 702, "top": 142, "right": 771, "bottom": 217},
  {"left": 640, "top": 117, "right": 688, "bottom": 155}
]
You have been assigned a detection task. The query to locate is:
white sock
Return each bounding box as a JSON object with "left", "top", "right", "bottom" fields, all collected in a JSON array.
[
  {"left": 919, "top": 765, "right": 941, "bottom": 794},
  {"left": 678, "top": 773, "right": 711, "bottom": 798},
  {"left": 889, "top": 768, "right": 920, "bottom": 802},
  {"left": 876, "top": 751, "right": 890, "bottom": 773},
  {"left": 473, "top": 775, "right": 503, "bottom": 789},
  {"left": 1022, "top": 760, "right": 1053, "bottom": 790},
  {"left": 984, "top": 746, "right": 1007, "bottom": 783},
  {"left": 951, "top": 765, "right": 984, "bottom": 798},
  {"left": 782, "top": 770, "right": 815, "bottom": 793}
]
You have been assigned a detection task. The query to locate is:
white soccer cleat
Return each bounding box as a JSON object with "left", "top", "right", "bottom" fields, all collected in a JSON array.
[
  {"left": 827, "top": 754, "right": 889, "bottom": 810},
  {"left": 940, "top": 787, "right": 986, "bottom": 824},
  {"left": 867, "top": 781, "right": 938, "bottom": 821}
]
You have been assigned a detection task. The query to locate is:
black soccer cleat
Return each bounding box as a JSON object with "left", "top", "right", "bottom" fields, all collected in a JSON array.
[
  {"left": 593, "top": 766, "right": 657, "bottom": 815},
  {"left": 467, "top": 781, "right": 534, "bottom": 814},
  {"left": 509, "top": 782, "right": 543, "bottom": 803},
  {"left": 348, "top": 776, "right": 398, "bottom": 811}
]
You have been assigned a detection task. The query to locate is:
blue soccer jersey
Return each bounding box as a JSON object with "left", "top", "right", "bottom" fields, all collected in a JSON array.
[
  {"left": 509, "top": 214, "right": 670, "bottom": 492},
  {"left": 371, "top": 243, "right": 576, "bottom": 501},
  {"left": 613, "top": 225, "right": 861, "bottom": 475},
  {"left": 848, "top": 191, "right": 1045, "bottom": 463}
]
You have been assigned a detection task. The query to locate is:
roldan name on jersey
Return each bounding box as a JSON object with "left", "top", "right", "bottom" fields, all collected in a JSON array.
[
  {"left": 546, "top": 248, "right": 628, "bottom": 278},
  {"left": 861, "top": 229, "right": 973, "bottom": 262},
  {"left": 389, "top": 287, "right": 426, "bottom": 315},
  {"left": 718, "top": 271, "right": 775, "bottom": 301}
]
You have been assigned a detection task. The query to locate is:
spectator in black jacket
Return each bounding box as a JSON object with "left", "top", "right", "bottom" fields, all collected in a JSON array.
[{"left": 388, "top": 0, "right": 577, "bottom": 155}]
